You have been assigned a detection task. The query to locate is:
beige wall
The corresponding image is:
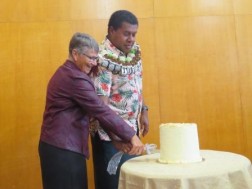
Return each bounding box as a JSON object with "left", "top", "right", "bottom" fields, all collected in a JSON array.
[{"left": 0, "top": 0, "right": 252, "bottom": 188}]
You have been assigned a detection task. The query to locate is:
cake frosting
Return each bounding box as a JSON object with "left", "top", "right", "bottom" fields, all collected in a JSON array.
[{"left": 159, "top": 123, "right": 202, "bottom": 163}]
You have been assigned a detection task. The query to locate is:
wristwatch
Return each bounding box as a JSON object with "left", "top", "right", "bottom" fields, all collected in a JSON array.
[{"left": 141, "top": 105, "right": 149, "bottom": 111}]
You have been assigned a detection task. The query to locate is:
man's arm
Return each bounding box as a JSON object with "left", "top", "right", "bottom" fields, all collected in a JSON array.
[{"left": 140, "top": 101, "right": 149, "bottom": 137}]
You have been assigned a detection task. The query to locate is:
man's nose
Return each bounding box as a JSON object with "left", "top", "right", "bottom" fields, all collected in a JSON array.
[{"left": 128, "top": 35, "right": 135, "bottom": 42}]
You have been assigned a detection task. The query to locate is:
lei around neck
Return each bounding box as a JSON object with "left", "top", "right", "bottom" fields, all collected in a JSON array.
[
  {"left": 98, "top": 42, "right": 141, "bottom": 76},
  {"left": 101, "top": 48, "right": 141, "bottom": 66}
]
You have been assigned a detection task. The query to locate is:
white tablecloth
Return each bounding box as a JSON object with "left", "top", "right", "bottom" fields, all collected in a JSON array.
[{"left": 119, "top": 150, "right": 252, "bottom": 189}]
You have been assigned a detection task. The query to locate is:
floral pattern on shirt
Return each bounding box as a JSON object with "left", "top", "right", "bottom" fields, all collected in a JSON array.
[{"left": 91, "top": 38, "right": 143, "bottom": 141}]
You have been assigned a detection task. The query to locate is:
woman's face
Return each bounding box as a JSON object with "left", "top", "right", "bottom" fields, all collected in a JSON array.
[{"left": 73, "top": 48, "right": 98, "bottom": 74}]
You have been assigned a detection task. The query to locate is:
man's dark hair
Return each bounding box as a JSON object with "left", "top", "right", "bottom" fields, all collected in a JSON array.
[{"left": 108, "top": 10, "right": 138, "bottom": 30}]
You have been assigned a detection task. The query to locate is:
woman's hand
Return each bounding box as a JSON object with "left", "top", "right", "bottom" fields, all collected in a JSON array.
[
  {"left": 112, "top": 141, "right": 132, "bottom": 153},
  {"left": 128, "top": 135, "right": 145, "bottom": 155}
]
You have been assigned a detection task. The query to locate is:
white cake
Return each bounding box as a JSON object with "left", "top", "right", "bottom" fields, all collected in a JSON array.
[{"left": 159, "top": 123, "right": 202, "bottom": 163}]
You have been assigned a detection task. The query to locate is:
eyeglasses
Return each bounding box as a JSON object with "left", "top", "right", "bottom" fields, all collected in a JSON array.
[{"left": 82, "top": 53, "right": 99, "bottom": 61}]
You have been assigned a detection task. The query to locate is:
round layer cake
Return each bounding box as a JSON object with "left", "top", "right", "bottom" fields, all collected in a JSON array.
[{"left": 159, "top": 123, "right": 202, "bottom": 163}]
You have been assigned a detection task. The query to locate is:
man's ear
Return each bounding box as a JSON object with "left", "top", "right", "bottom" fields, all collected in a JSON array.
[{"left": 108, "top": 26, "right": 115, "bottom": 35}]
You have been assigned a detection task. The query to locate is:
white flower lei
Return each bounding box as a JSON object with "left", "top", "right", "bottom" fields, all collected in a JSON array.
[{"left": 98, "top": 44, "right": 141, "bottom": 76}]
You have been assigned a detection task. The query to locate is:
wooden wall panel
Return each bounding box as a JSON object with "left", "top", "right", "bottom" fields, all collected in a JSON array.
[
  {"left": 137, "top": 18, "right": 161, "bottom": 144},
  {"left": 154, "top": 0, "right": 233, "bottom": 17},
  {"left": 154, "top": 16, "right": 245, "bottom": 154},
  {"left": 233, "top": 0, "right": 252, "bottom": 14},
  {"left": 0, "top": 0, "right": 153, "bottom": 22},
  {"left": 0, "top": 23, "right": 43, "bottom": 189},
  {"left": 235, "top": 15, "right": 252, "bottom": 160}
]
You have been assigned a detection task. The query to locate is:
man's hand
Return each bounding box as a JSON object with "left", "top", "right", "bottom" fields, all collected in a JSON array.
[{"left": 140, "top": 110, "right": 149, "bottom": 137}]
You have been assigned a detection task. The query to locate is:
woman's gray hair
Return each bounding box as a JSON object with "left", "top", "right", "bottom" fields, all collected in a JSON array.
[{"left": 69, "top": 32, "right": 99, "bottom": 54}]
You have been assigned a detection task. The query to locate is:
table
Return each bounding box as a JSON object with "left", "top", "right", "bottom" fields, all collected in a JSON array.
[{"left": 119, "top": 150, "right": 252, "bottom": 189}]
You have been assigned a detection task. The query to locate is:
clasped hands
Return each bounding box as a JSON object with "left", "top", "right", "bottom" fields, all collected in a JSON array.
[{"left": 112, "top": 135, "right": 144, "bottom": 155}]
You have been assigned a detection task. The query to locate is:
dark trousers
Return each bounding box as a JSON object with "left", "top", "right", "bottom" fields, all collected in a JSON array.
[
  {"left": 39, "top": 141, "right": 88, "bottom": 189},
  {"left": 91, "top": 133, "right": 138, "bottom": 189}
]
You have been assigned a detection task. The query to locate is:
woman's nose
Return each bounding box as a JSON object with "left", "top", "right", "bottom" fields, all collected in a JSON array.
[{"left": 91, "top": 60, "right": 98, "bottom": 66}]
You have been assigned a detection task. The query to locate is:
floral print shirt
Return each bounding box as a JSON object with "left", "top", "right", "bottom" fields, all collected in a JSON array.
[{"left": 91, "top": 38, "right": 143, "bottom": 141}]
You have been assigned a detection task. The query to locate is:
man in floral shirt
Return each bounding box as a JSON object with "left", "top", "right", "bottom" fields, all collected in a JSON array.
[{"left": 90, "top": 10, "right": 149, "bottom": 189}]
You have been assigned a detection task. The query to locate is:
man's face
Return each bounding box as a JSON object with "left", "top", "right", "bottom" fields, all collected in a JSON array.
[{"left": 109, "top": 22, "right": 138, "bottom": 54}]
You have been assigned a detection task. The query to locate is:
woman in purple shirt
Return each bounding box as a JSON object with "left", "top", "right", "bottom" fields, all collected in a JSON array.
[{"left": 38, "top": 32, "right": 144, "bottom": 189}]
